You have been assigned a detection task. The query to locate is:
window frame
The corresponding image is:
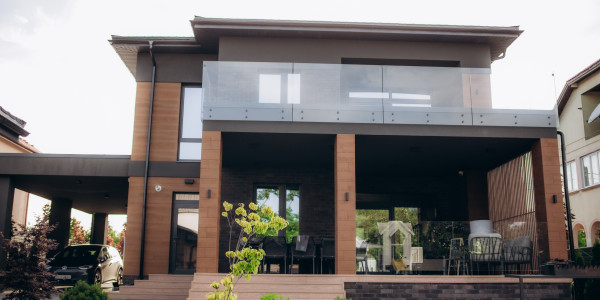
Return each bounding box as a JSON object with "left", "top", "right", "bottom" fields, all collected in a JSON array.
[
  {"left": 581, "top": 150, "right": 600, "bottom": 188},
  {"left": 178, "top": 85, "right": 203, "bottom": 161},
  {"left": 254, "top": 184, "right": 300, "bottom": 239},
  {"left": 566, "top": 160, "right": 579, "bottom": 192}
]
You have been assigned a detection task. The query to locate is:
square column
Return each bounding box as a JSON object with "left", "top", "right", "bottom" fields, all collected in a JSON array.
[
  {"left": 196, "top": 131, "right": 222, "bottom": 273},
  {"left": 334, "top": 134, "right": 356, "bottom": 274},
  {"left": 531, "top": 138, "right": 568, "bottom": 262},
  {"left": 48, "top": 198, "right": 72, "bottom": 254},
  {"left": 91, "top": 213, "right": 108, "bottom": 245}
]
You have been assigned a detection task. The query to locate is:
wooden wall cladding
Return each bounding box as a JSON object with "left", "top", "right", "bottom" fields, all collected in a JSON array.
[
  {"left": 124, "top": 176, "right": 199, "bottom": 276},
  {"left": 131, "top": 82, "right": 182, "bottom": 162}
]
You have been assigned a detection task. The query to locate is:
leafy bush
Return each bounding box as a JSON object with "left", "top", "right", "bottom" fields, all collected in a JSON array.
[
  {"left": 334, "top": 297, "right": 352, "bottom": 300},
  {"left": 59, "top": 280, "right": 107, "bottom": 300},
  {"left": 260, "top": 293, "right": 289, "bottom": 300},
  {"left": 0, "top": 214, "right": 57, "bottom": 300}
]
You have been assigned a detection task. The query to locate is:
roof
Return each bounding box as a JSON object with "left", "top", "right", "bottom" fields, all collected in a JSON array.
[
  {"left": 110, "top": 17, "right": 522, "bottom": 76},
  {"left": 0, "top": 106, "right": 29, "bottom": 137},
  {"left": 557, "top": 58, "right": 600, "bottom": 116}
]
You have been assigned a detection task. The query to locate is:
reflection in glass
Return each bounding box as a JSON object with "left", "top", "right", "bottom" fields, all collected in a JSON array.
[{"left": 175, "top": 207, "right": 198, "bottom": 270}]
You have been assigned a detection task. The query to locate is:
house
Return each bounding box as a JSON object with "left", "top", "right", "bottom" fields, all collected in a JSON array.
[
  {"left": 0, "top": 106, "right": 38, "bottom": 228},
  {"left": 0, "top": 17, "right": 572, "bottom": 299},
  {"left": 557, "top": 58, "right": 600, "bottom": 248}
]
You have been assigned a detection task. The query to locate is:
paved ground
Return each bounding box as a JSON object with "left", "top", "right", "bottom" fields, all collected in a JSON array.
[{"left": 1, "top": 283, "right": 114, "bottom": 299}]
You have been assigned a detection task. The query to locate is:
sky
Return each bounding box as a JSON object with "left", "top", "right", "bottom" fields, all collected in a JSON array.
[{"left": 1, "top": 0, "right": 600, "bottom": 230}]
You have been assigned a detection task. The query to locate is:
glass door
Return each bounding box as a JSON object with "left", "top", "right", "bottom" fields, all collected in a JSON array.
[{"left": 169, "top": 193, "right": 199, "bottom": 274}]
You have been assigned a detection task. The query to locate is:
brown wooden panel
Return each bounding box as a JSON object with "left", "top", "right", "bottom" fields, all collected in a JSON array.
[
  {"left": 124, "top": 176, "right": 200, "bottom": 276},
  {"left": 131, "top": 82, "right": 182, "bottom": 162},
  {"left": 334, "top": 134, "right": 356, "bottom": 275}
]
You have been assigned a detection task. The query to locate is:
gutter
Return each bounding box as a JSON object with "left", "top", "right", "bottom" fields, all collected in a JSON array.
[
  {"left": 139, "top": 41, "right": 157, "bottom": 279},
  {"left": 557, "top": 131, "right": 575, "bottom": 262}
]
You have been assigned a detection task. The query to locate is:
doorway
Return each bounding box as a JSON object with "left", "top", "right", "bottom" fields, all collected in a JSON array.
[{"left": 169, "top": 193, "right": 199, "bottom": 274}]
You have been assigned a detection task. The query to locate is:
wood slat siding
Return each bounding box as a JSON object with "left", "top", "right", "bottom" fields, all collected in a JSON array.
[
  {"left": 488, "top": 152, "right": 539, "bottom": 272},
  {"left": 124, "top": 176, "right": 200, "bottom": 276},
  {"left": 131, "top": 82, "right": 182, "bottom": 162}
]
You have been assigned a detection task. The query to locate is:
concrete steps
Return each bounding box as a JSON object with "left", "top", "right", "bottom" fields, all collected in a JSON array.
[
  {"left": 187, "top": 273, "right": 346, "bottom": 300},
  {"left": 108, "top": 274, "right": 193, "bottom": 300}
]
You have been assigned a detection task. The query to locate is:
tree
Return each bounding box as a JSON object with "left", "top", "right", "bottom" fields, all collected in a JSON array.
[
  {"left": 68, "top": 218, "right": 89, "bottom": 245},
  {"left": 0, "top": 214, "right": 57, "bottom": 300},
  {"left": 116, "top": 223, "right": 126, "bottom": 257}
]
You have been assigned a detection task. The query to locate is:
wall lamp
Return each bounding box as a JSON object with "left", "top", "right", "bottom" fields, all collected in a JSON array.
[
  {"left": 184, "top": 178, "right": 195, "bottom": 184},
  {"left": 553, "top": 194, "right": 558, "bottom": 204},
  {"left": 207, "top": 189, "right": 212, "bottom": 199},
  {"left": 345, "top": 192, "right": 349, "bottom": 201}
]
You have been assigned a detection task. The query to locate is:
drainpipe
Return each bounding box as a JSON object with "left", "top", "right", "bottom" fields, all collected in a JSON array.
[
  {"left": 557, "top": 131, "right": 575, "bottom": 262},
  {"left": 140, "top": 41, "right": 157, "bottom": 279}
]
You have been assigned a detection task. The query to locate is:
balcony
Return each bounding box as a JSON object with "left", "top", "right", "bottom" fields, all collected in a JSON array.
[{"left": 202, "top": 61, "right": 556, "bottom": 127}]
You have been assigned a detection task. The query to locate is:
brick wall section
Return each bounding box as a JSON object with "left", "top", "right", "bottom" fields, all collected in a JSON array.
[
  {"left": 131, "top": 82, "right": 181, "bottom": 162},
  {"left": 335, "top": 134, "right": 356, "bottom": 274},
  {"left": 344, "top": 282, "right": 571, "bottom": 300},
  {"left": 124, "top": 176, "right": 199, "bottom": 276},
  {"left": 218, "top": 167, "right": 334, "bottom": 272},
  {"left": 196, "top": 131, "right": 222, "bottom": 273},
  {"left": 531, "top": 138, "right": 568, "bottom": 262}
]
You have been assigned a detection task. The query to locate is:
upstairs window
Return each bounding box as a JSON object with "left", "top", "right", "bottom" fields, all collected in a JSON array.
[
  {"left": 566, "top": 161, "right": 578, "bottom": 192},
  {"left": 179, "top": 86, "right": 203, "bottom": 161},
  {"left": 581, "top": 151, "right": 600, "bottom": 188}
]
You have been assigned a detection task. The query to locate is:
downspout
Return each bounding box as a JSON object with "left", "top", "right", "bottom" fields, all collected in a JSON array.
[
  {"left": 140, "top": 41, "right": 157, "bottom": 279},
  {"left": 557, "top": 131, "right": 575, "bottom": 262}
]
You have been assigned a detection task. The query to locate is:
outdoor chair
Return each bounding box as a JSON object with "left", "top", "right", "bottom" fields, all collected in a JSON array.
[
  {"left": 446, "top": 238, "right": 468, "bottom": 275},
  {"left": 290, "top": 235, "right": 316, "bottom": 274},
  {"left": 469, "top": 236, "right": 503, "bottom": 275},
  {"left": 503, "top": 236, "right": 533, "bottom": 274},
  {"left": 261, "top": 236, "right": 288, "bottom": 274},
  {"left": 356, "top": 240, "right": 369, "bottom": 274},
  {"left": 320, "top": 238, "right": 335, "bottom": 274}
]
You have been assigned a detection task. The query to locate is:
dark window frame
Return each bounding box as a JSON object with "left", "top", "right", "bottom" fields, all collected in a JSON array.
[{"left": 178, "top": 85, "right": 203, "bottom": 161}]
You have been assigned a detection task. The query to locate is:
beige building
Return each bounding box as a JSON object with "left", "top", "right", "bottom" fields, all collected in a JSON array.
[
  {"left": 0, "top": 106, "right": 38, "bottom": 226},
  {"left": 557, "top": 58, "right": 600, "bottom": 247}
]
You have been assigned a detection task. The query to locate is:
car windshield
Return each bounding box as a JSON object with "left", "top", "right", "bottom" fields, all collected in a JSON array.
[{"left": 51, "top": 245, "right": 102, "bottom": 266}]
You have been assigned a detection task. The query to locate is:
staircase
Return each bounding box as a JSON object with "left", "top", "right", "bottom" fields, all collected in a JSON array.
[
  {"left": 108, "top": 274, "right": 193, "bottom": 300},
  {"left": 187, "top": 273, "right": 346, "bottom": 300}
]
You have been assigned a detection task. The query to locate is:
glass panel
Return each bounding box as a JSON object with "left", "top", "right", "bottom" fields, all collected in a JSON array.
[
  {"left": 174, "top": 207, "right": 198, "bottom": 271},
  {"left": 181, "top": 87, "right": 203, "bottom": 139},
  {"left": 592, "top": 152, "right": 599, "bottom": 185},
  {"left": 179, "top": 142, "right": 202, "bottom": 161},
  {"left": 582, "top": 156, "right": 591, "bottom": 187},
  {"left": 285, "top": 189, "right": 299, "bottom": 243},
  {"left": 257, "top": 188, "right": 280, "bottom": 216}
]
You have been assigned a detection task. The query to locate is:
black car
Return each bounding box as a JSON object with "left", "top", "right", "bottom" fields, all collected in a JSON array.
[{"left": 48, "top": 244, "right": 123, "bottom": 285}]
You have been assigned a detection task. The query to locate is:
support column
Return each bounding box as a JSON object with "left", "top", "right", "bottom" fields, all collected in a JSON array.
[
  {"left": 531, "top": 138, "right": 568, "bottom": 262},
  {"left": 196, "top": 131, "right": 222, "bottom": 273},
  {"left": 48, "top": 198, "right": 72, "bottom": 254},
  {"left": 335, "top": 134, "right": 356, "bottom": 274},
  {"left": 90, "top": 213, "right": 108, "bottom": 245},
  {"left": 0, "top": 177, "right": 15, "bottom": 270}
]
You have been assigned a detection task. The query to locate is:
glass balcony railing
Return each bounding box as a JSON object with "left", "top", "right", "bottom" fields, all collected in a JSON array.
[{"left": 203, "top": 61, "right": 556, "bottom": 127}]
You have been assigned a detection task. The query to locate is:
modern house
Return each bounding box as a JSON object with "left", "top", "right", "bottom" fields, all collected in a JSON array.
[
  {"left": 0, "top": 17, "right": 573, "bottom": 299},
  {"left": 0, "top": 106, "right": 38, "bottom": 228},
  {"left": 557, "top": 58, "right": 600, "bottom": 248}
]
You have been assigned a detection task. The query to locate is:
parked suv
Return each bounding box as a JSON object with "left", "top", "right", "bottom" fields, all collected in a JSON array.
[{"left": 48, "top": 244, "right": 123, "bottom": 285}]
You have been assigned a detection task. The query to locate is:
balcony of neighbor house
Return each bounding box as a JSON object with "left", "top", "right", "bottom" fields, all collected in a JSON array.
[{"left": 203, "top": 61, "right": 559, "bottom": 277}]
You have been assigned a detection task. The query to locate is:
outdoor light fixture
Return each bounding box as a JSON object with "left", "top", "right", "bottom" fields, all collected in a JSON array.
[
  {"left": 155, "top": 185, "right": 162, "bottom": 192},
  {"left": 553, "top": 194, "right": 557, "bottom": 203},
  {"left": 345, "top": 192, "right": 349, "bottom": 201},
  {"left": 207, "top": 189, "right": 212, "bottom": 198},
  {"left": 184, "top": 178, "right": 195, "bottom": 184}
]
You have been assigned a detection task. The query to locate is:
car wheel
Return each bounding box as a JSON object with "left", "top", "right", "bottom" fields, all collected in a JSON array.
[
  {"left": 117, "top": 268, "right": 123, "bottom": 285},
  {"left": 93, "top": 269, "right": 102, "bottom": 285}
]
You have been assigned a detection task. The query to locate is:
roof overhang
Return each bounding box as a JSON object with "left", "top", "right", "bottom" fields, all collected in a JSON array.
[
  {"left": 0, "top": 106, "right": 29, "bottom": 141},
  {"left": 557, "top": 58, "right": 600, "bottom": 116}
]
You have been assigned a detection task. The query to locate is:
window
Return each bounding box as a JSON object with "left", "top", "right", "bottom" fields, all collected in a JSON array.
[
  {"left": 581, "top": 151, "right": 600, "bottom": 187},
  {"left": 255, "top": 185, "right": 299, "bottom": 243},
  {"left": 566, "top": 161, "right": 578, "bottom": 191},
  {"left": 179, "top": 86, "right": 203, "bottom": 160}
]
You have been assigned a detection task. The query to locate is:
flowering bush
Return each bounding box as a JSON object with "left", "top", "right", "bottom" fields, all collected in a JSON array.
[{"left": 207, "top": 202, "right": 288, "bottom": 300}]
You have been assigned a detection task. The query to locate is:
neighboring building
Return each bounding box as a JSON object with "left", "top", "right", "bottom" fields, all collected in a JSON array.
[
  {"left": 0, "top": 106, "right": 38, "bottom": 227},
  {"left": 557, "top": 58, "right": 600, "bottom": 248},
  {"left": 0, "top": 18, "right": 569, "bottom": 292}
]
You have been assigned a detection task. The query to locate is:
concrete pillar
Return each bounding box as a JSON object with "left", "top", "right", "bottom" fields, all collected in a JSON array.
[
  {"left": 465, "top": 171, "right": 489, "bottom": 221},
  {"left": 0, "top": 176, "right": 15, "bottom": 270},
  {"left": 531, "top": 138, "right": 568, "bottom": 262},
  {"left": 196, "top": 131, "right": 222, "bottom": 273},
  {"left": 48, "top": 198, "right": 72, "bottom": 254},
  {"left": 91, "top": 213, "right": 108, "bottom": 245},
  {"left": 334, "top": 134, "right": 356, "bottom": 274}
]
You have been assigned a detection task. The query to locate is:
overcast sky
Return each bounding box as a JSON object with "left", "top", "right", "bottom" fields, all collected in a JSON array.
[{"left": 2, "top": 0, "right": 600, "bottom": 229}]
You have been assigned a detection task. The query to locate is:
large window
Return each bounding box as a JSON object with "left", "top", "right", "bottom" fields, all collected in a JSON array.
[
  {"left": 581, "top": 151, "right": 600, "bottom": 187},
  {"left": 179, "top": 86, "right": 203, "bottom": 160},
  {"left": 255, "top": 185, "right": 299, "bottom": 243},
  {"left": 566, "top": 161, "right": 578, "bottom": 191}
]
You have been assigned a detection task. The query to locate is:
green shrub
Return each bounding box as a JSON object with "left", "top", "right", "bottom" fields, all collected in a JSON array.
[
  {"left": 334, "top": 297, "right": 352, "bottom": 300},
  {"left": 260, "top": 293, "right": 289, "bottom": 300},
  {"left": 59, "top": 280, "right": 107, "bottom": 300}
]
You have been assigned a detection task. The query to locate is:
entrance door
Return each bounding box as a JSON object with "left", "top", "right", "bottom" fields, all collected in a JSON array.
[{"left": 169, "top": 193, "right": 199, "bottom": 274}]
